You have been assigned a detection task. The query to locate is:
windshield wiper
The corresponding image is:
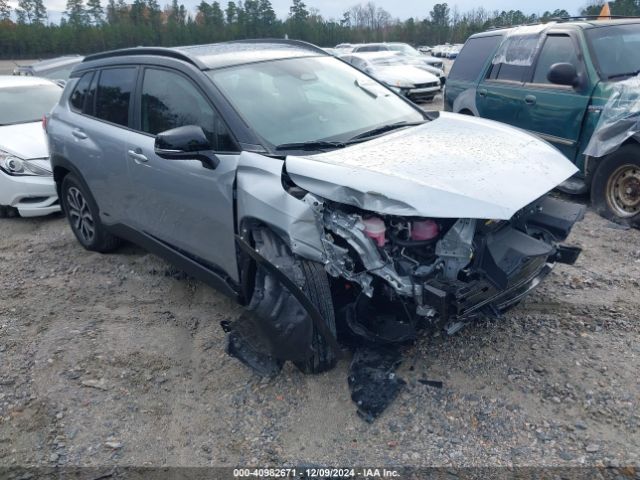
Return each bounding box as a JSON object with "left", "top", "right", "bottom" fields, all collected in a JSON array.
[
  {"left": 275, "top": 140, "right": 346, "bottom": 151},
  {"left": 348, "top": 121, "right": 426, "bottom": 142},
  {"left": 608, "top": 70, "right": 640, "bottom": 80}
]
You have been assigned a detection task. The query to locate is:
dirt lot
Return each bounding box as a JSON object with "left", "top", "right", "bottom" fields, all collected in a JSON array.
[{"left": 1, "top": 57, "right": 639, "bottom": 471}]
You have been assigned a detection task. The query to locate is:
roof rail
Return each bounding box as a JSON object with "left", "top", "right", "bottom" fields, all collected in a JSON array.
[
  {"left": 82, "top": 39, "right": 328, "bottom": 67},
  {"left": 485, "top": 14, "right": 640, "bottom": 31},
  {"left": 553, "top": 15, "right": 640, "bottom": 21},
  {"left": 221, "top": 38, "right": 329, "bottom": 56},
  {"left": 83, "top": 47, "right": 200, "bottom": 67}
]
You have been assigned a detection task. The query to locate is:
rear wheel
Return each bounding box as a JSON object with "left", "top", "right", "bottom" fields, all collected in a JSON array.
[
  {"left": 61, "top": 174, "right": 121, "bottom": 252},
  {"left": 591, "top": 144, "right": 640, "bottom": 225}
]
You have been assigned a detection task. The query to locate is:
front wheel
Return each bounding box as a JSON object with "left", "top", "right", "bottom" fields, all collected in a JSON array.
[
  {"left": 61, "top": 174, "right": 122, "bottom": 252},
  {"left": 249, "top": 228, "right": 337, "bottom": 374},
  {"left": 591, "top": 144, "right": 640, "bottom": 226}
]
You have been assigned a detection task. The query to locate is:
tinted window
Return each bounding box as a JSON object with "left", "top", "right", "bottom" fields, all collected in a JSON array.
[
  {"left": 95, "top": 68, "right": 136, "bottom": 127},
  {"left": 140, "top": 68, "right": 235, "bottom": 152},
  {"left": 70, "top": 72, "right": 93, "bottom": 111},
  {"left": 448, "top": 36, "right": 502, "bottom": 82},
  {"left": 533, "top": 35, "right": 580, "bottom": 84},
  {"left": 495, "top": 63, "right": 529, "bottom": 82}
]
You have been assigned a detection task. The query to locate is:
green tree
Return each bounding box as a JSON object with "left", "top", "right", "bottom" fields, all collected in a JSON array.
[
  {"left": 289, "top": 0, "right": 308, "bottom": 22},
  {"left": 430, "top": 3, "right": 450, "bottom": 27},
  {"left": 87, "top": 0, "right": 104, "bottom": 24},
  {"left": 106, "top": 0, "right": 117, "bottom": 22},
  {"left": 0, "top": 0, "right": 11, "bottom": 20},
  {"left": 129, "top": 0, "right": 146, "bottom": 25},
  {"left": 258, "top": 0, "right": 276, "bottom": 31},
  {"left": 17, "top": 0, "right": 35, "bottom": 24},
  {"left": 65, "top": 0, "right": 88, "bottom": 26},
  {"left": 32, "top": 0, "right": 47, "bottom": 23},
  {"left": 287, "top": 0, "right": 308, "bottom": 38},
  {"left": 225, "top": 1, "right": 237, "bottom": 23},
  {"left": 210, "top": 1, "right": 224, "bottom": 26}
]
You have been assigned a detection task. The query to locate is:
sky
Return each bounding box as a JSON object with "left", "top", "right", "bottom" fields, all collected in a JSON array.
[{"left": 9, "top": 0, "right": 588, "bottom": 24}]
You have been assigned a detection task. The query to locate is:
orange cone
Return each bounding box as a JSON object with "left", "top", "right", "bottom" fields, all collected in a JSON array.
[{"left": 599, "top": 2, "right": 611, "bottom": 19}]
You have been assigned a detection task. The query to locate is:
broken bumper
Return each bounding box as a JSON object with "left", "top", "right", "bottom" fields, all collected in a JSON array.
[{"left": 423, "top": 196, "right": 585, "bottom": 325}]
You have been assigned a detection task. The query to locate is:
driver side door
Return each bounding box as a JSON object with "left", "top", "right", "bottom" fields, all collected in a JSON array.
[{"left": 126, "top": 66, "right": 241, "bottom": 280}]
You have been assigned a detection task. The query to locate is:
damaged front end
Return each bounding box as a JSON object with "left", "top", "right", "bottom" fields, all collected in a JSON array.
[{"left": 314, "top": 194, "right": 584, "bottom": 338}]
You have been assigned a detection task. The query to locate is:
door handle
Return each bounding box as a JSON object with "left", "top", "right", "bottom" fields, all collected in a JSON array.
[
  {"left": 478, "top": 88, "right": 487, "bottom": 97},
  {"left": 127, "top": 148, "right": 148, "bottom": 164},
  {"left": 524, "top": 95, "right": 537, "bottom": 105},
  {"left": 71, "top": 129, "right": 87, "bottom": 140}
]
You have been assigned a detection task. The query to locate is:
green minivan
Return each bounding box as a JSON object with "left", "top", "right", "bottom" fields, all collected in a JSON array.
[{"left": 444, "top": 19, "right": 640, "bottom": 226}]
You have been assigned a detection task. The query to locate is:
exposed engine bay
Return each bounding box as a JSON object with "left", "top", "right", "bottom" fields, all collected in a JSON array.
[
  {"left": 229, "top": 153, "right": 584, "bottom": 421},
  {"left": 309, "top": 193, "right": 584, "bottom": 336}
]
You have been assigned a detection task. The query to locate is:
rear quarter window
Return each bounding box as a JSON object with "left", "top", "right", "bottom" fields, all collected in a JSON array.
[
  {"left": 448, "top": 36, "right": 502, "bottom": 82},
  {"left": 69, "top": 72, "right": 93, "bottom": 112}
]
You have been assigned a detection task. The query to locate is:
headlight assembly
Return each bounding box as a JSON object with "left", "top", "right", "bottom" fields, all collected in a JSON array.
[{"left": 0, "top": 151, "right": 52, "bottom": 177}]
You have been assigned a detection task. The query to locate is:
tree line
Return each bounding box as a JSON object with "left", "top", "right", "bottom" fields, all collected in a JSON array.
[{"left": 0, "top": 0, "right": 638, "bottom": 59}]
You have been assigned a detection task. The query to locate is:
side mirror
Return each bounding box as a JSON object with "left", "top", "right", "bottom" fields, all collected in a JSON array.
[
  {"left": 547, "top": 62, "right": 579, "bottom": 88},
  {"left": 154, "top": 125, "right": 219, "bottom": 170}
]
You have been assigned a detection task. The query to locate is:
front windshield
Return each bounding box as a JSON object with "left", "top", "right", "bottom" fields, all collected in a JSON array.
[
  {"left": 388, "top": 44, "right": 420, "bottom": 56},
  {"left": 208, "top": 56, "right": 424, "bottom": 147},
  {"left": 0, "top": 84, "right": 61, "bottom": 126},
  {"left": 587, "top": 24, "right": 640, "bottom": 78}
]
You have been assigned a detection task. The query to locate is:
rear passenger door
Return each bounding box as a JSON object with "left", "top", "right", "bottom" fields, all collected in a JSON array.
[
  {"left": 66, "top": 66, "right": 138, "bottom": 223},
  {"left": 127, "top": 66, "right": 241, "bottom": 279},
  {"left": 519, "top": 34, "right": 591, "bottom": 160}
]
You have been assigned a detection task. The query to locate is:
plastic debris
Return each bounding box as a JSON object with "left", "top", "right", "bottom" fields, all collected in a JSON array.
[
  {"left": 584, "top": 74, "right": 640, "bottom": 158},
  {"left": 348, "top": 347, "right": 407, "bottom": 423}
]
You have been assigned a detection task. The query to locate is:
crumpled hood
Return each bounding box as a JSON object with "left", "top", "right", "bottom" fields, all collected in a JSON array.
[
  {"left": 286, "top": 112, "right": 578, "bottom": 220},
  {"left": 0, "top": 121, "right": 49, "bottom": 160}
]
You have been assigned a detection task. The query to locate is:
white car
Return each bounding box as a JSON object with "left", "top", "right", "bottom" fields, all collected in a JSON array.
[
  {"left": 0, "top": 76, "right": 62, "bottom": 218},
  {"left": 341, "top": 52, "right": 441, "bottom": 102}
]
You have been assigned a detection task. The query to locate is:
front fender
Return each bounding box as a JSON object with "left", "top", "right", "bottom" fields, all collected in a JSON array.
[{"left": 235, "top": 152, "right": 325, "bottom": 263}]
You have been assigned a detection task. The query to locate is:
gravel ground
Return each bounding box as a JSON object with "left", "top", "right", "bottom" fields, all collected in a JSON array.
[
  {"left": 1, "top": 208, "right": 639, "bottom": 469},
  {"left": 1, "top": 57, "right": 639, "bottom": 471}
]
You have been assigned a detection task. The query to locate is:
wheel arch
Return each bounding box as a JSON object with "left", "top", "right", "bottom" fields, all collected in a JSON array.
[{"left": 51, "top": 155, "right": 94, "bottom": 214}]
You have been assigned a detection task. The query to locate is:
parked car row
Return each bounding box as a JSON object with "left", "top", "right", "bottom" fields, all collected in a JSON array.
[
  {"left": 333, "top": 42, "right": 446, "bottom": 71},
  {"left": 432, "top": 44, "right": 463, "bottom": 58},
  {"left": 444, "top": 18, "right": 640, "bottom": 226},
  {"left": 340, "top": 52, "right": 442, "bottom": 102}
]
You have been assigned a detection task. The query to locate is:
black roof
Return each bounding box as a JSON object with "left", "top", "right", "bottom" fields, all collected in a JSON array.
[{"left": 83, "top": 39, "right": 328, "bottom": 70}]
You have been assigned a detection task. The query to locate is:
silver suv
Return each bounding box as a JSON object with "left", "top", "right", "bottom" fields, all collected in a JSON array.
[{"left": 47, "top": 40, "right": 584, "bottom": 375}]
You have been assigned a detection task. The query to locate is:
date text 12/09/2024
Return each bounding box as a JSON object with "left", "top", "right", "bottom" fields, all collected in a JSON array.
[{"left": 233, "top": 468, "right": 400, "bottom": 478}]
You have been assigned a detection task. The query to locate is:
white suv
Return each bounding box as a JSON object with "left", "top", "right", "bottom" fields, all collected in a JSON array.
[{"left": 0, "top": 76, "right": 62, "bottom": 218}]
